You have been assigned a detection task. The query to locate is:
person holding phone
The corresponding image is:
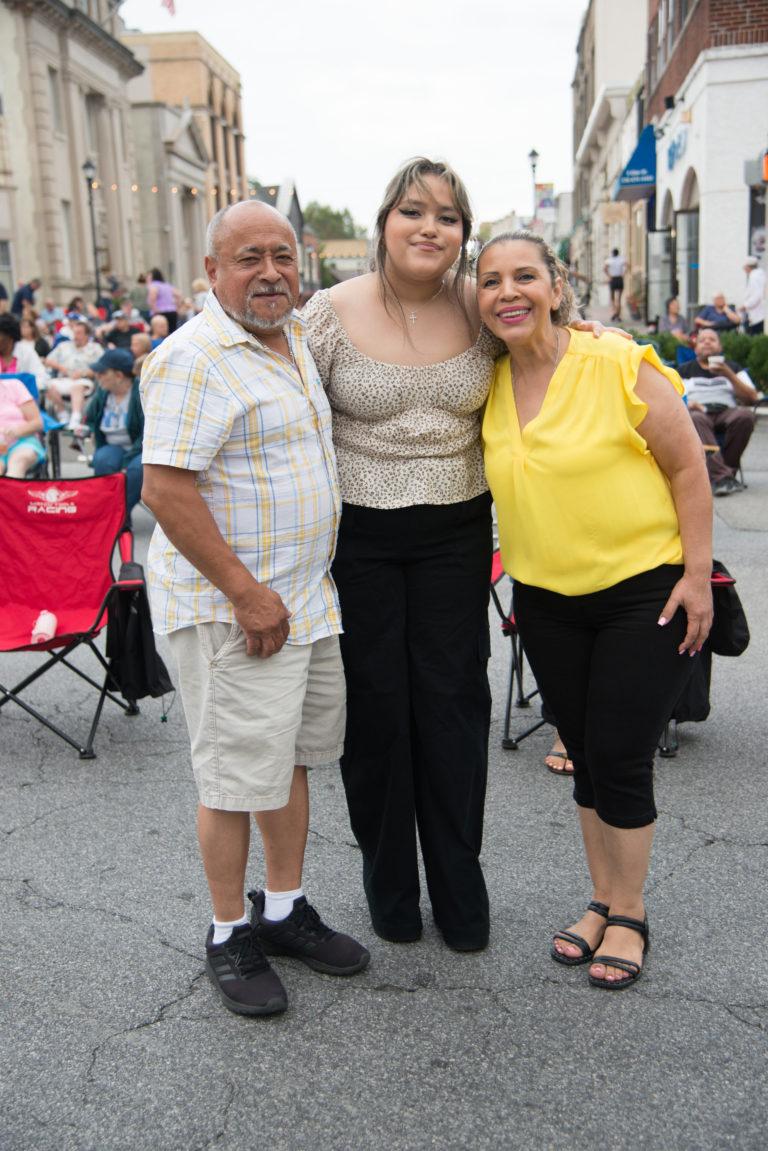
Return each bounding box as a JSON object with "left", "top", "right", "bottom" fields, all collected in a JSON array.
[{"left": 677, "top": 328, "right": 759, "bottom": 496}]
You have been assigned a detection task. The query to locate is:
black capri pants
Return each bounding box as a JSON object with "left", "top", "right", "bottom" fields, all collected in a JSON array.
[{"left": 513, "top": 565, "right": 694, "bottom": 829}]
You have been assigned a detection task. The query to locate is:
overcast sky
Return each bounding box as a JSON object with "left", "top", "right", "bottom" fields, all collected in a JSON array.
[{"left": 119, "top": 0, "right": 589, "bottom": 232}]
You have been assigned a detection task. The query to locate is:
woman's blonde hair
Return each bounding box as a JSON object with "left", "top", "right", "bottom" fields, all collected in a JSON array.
[
  {"left": 477, "top": 230, "right": 577, "bottom": 326},
  {"left": 371, "top": 157, "right": 474, "bottom": 327}
]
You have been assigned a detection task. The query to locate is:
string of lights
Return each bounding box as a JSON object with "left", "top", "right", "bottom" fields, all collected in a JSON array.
[{"left": 86, "top": 182, "right": 258, "bottom": 198}]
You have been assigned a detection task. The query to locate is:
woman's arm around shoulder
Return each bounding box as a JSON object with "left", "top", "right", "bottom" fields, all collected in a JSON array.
[{"left": 635, "top": 360, "right": 713, "bottom": 655}]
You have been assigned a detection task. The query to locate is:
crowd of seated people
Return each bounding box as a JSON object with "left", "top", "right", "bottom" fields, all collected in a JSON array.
[{"left": 0, "top": 268, "right": 180, "bottom": 483}]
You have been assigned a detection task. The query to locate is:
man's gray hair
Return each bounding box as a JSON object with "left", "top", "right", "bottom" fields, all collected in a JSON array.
[{"left": 206, "top": 201, "right": 298, "bottom": 259}]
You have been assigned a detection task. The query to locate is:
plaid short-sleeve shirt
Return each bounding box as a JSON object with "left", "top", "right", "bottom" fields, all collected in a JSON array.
[{"left": 141, "top": 292, "right": 342, "bottom": 643}]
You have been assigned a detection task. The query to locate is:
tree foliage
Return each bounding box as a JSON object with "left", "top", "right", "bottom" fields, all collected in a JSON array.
[{"left": 304, "top": 201, "right": 365, "bottom": 240}]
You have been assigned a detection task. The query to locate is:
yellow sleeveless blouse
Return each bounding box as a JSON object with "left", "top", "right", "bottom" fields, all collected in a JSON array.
[{"left": 482, "top": 330, "right": 685, "bottom": 596}]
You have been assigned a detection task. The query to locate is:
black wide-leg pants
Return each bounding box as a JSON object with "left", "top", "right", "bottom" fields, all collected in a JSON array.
[{"left": 333, "top": 493, "right": 492, "bottom": 947}]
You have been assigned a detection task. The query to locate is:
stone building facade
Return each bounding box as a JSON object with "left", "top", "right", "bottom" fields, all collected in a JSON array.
[
  {"left": 128, "top": 103, "right": 208, "bottom": 295},
  {"left": 121, "top": 30, "right": 248, "bottom": 220},
  {"left": 0, "top": 0, "right": 143, "bottom": 302}
]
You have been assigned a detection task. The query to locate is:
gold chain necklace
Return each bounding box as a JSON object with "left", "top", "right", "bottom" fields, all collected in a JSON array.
[{"left": 393, "top": 282, "right": 445, "bottom": 327}]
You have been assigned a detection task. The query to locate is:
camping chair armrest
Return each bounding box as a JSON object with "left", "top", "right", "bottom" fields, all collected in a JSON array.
[
  {"left": 118, "top": 529, "right": 134, "bottom": 565},
  {"left": 41, "top": 413, "right": 67, "bottom": 432}
]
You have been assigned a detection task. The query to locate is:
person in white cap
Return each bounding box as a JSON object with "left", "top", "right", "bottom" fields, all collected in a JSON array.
[{"left": 742, "top": 256, "right": 765, "bottom": 336}]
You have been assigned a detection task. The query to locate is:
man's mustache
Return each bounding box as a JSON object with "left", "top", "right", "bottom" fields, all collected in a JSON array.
[{"left": 249, "top": 286, "right": 290, "bottom": 299}]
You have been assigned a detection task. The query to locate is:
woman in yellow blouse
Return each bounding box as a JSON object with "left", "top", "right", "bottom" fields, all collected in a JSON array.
[{"left": 479, "top": 232, "right": 713, "bottom": 989}]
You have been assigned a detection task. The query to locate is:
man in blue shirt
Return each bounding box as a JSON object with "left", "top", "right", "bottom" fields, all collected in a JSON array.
[
  {"left": 693, "top": 293, "right": 741, "bottom": 333},
  {"left": 10, "top": 278, "right": 41, "bottom": 318}
]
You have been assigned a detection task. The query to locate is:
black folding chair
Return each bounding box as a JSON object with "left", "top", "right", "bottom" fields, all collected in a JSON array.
[{"left": 490, "top": 550, "right": 546, "bottom": 750}]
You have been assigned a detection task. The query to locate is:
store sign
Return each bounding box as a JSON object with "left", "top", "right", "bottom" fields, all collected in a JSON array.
[{"left": 667, "top": 129, "right": 688, "bottom": 172}]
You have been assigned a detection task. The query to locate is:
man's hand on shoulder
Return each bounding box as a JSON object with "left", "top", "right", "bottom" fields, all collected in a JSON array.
[{"left": 232, "top": 583, "right": 291, "bottom": 658}]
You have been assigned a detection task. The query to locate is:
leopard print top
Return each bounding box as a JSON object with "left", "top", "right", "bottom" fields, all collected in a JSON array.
[{"left": 303, "top": 289, "right": 498, "bottom": 509}]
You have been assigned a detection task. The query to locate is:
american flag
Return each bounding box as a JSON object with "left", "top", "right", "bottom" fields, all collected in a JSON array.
[{"left": 161, "top": 0, "right": 176, "bottom": 14}]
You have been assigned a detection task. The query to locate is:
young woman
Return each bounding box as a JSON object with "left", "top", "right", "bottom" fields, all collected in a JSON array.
[
  {"left": 305, "top": 159, "right": 608, "bottom": 951},
  {"left": 478, "top": 231, "right": 712, "bottom": 988}
]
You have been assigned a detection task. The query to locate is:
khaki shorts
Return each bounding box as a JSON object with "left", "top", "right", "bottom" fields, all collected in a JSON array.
[{"left": 167, "top": 623, "right": 345, "bottom": 812}]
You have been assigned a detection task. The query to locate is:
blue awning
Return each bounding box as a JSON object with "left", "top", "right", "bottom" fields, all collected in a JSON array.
[{"left": 613, "top": 125, "right": 656, "bottom": 202}]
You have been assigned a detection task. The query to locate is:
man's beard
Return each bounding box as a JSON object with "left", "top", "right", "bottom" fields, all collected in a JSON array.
[{"left": 223, "top": 286, "right": 296, "bottom": 333}]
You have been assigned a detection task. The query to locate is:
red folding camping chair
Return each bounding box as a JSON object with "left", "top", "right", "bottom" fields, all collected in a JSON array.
[
  {"left": 0, "top": 473, "right": 145, "bottom": 758},
  {"left": 489, "top": 549, "right": 546, "bottom": 750}
]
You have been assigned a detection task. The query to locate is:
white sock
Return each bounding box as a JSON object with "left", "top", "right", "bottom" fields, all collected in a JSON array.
[
  {"left": 264, "top": 887, "right": 303, "bottom": 922},
  {"left": 211, "top": 912, "right": 249, "bottom": 945}
]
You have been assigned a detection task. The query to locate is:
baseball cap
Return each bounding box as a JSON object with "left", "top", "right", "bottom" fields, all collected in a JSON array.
[
  {"left": 112, "top": 309, "right": 125, "bottom": 319},
  {"left": 92, "top": 348, "right": 135, "bottom": 376}
]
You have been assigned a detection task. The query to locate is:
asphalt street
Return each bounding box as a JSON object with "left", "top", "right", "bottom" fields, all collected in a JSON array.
[{"left": 1, "top": 419, "right": 766, "bottom": 1151}]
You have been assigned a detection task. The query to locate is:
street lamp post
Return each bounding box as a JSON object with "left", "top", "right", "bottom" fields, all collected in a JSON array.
[
  {"left": 527, "top": 148, "right": 539, "bottom": 229},
  {"left": 81, "top": 158, "right": 101, "bottom": 311}
]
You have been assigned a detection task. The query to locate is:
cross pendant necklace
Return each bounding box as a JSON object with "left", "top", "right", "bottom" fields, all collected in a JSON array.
[{"left": 396, "top": 282, "right": 445, "bottom": 327}]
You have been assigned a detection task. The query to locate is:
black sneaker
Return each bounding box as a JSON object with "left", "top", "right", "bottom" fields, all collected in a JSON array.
[
  {"left": 248, "top": 890, "right": 370, "bottom": 976},
  {"left": 205, "top": 922, "right": 287, "bottom": 1016},
  {"left": 712, "top": 476, "right": 741, "bottom": 497}
]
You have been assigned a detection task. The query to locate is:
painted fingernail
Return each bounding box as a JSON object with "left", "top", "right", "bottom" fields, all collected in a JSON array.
[{"left": 658, "top": 616, "right": 668, "bottom": 626}]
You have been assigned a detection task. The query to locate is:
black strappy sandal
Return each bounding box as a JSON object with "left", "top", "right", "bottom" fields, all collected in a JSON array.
[
  {"left": 588, "top": 914, "right": 650, "bottom": 990},
  {"left": 550, "top": 900, "right": 609, "bottom": 966}
]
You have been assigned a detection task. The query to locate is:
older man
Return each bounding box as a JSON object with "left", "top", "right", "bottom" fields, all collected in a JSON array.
[
  {"left": 693, "top": 293, "right": 741, "bottom": 333},
  {"left": 678, "top": 328, "right": 759, "bottom": 496},
  {"left": 44, "top": 318, "right": 101, "bottom": 429},
  {"left": 141, "top": 201, "right": 368, "bottom": 1018},
  {"left": 148, "top": 313, "right": 169, "bottom": 348}
]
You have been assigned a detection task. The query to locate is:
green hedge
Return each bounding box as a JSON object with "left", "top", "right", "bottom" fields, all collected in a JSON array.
[{"left": 632, "top": 330, "right": 768, "bottom": 389}]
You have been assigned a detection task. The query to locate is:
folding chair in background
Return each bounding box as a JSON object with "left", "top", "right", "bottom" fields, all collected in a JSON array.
[
  {"left": 489, "top": 549, "right": 546, "bottom": 750},
  {"left": 0, "top": 473, "right": 147, "bottom": 758},
  {"left": 0, "top": 371, "right": 66, "bottom": 479}
]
